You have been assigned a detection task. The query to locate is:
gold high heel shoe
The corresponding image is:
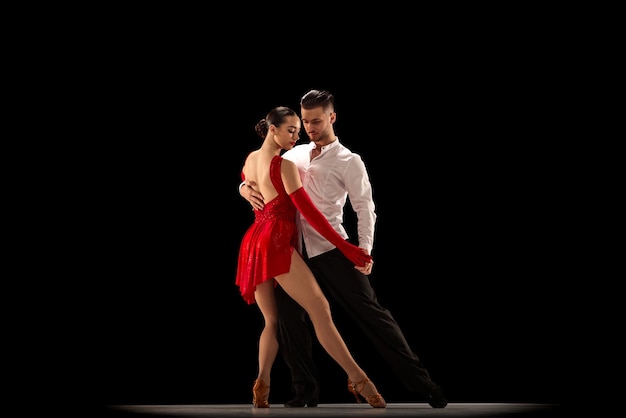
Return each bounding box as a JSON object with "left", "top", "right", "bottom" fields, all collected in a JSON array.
[
  {"left": 252, "top": 378, "right": 270, "bottom": 408},
  {"left": 347, "top": 378, "right": 386, "bottom": 408}
]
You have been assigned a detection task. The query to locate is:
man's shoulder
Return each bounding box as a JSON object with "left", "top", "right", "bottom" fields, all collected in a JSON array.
[
  {"left": 283, "top": 144, "right": 309, "bottom": 158},
  {"left": 332, "top": 139, "right": 358, "bottom": 155},
  {"left": 334, "top": 142, "right": 363, "bottom": 161}
]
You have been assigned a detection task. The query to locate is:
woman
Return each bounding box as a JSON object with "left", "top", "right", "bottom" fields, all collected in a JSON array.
[{"left": 235, "top": 106, "right": 386, "bottom": 409}]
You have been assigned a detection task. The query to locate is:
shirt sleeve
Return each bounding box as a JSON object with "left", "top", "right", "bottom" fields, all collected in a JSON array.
[{"left": 344, "top": 154, "right": 376, "bottom": 253}]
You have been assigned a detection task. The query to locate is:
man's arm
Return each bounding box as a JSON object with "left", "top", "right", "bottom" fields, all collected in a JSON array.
[
  {"left": 345, "top": 155, "right": 376, "bottom": 275},
  {"left": 239, "top": 180, "right": 265, "bottom": 211}
]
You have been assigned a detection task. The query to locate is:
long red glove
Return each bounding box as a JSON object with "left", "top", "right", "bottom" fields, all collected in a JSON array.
[{"left": 289, "top": 187, "right": 372, "bottom": 267}]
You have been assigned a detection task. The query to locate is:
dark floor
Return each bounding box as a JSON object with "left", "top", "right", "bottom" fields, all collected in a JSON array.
[{"left": 95, "top": 403, "right": 564, "bottom": 417}]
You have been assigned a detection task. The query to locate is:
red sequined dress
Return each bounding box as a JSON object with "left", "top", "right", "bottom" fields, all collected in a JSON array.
[{"left": 236, "top": 156, "right": 298, "bottom": 304}]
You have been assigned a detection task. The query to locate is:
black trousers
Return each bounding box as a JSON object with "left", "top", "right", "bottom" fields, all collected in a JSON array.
[{"left": 275, "top": 247, "right": 438, "bottom": 397}]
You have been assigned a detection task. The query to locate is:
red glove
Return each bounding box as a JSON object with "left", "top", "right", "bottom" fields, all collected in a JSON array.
[{"left": 289, "top": 187, "right": 372, "bottom": 267}]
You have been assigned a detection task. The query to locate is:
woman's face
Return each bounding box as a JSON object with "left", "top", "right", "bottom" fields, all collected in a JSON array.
[{"left": 273, "top": 115, "right": 301, "bottom": 150}]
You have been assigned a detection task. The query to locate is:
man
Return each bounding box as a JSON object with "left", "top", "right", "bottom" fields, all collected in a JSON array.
[{"left": 239, "top": 89, "right": 447, "bottom": 408}]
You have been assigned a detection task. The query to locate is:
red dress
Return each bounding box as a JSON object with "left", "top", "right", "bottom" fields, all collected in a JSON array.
[{"left": 236, "top": 155, "right": 298, "bottom": 304}]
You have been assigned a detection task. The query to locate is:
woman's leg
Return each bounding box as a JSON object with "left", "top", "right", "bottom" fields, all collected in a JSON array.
[
  {"left": 275, "top": 251, "right": 383, "bottom": 403},
  {"left": 254, "top": 280, "right": 279, "bottom": 385}
]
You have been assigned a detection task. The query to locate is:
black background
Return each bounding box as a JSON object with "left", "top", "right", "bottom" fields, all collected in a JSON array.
[{"left": 68, "top": 18, "right": 568, "bottom": 413}]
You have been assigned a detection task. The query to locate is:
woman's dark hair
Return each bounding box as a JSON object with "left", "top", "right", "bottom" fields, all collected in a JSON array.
[
  {"left": 300, "top": 89, "right": 334, "bottom": 112},
  {"left": 255, "top": 106, "right": 297, "bottom": 138}
]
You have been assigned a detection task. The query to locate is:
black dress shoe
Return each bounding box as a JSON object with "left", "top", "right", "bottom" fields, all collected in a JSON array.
[
  {"left": 427, "top": 385, "right": 447, "bottom": 408},
  {"left": 284, "top": 383, "right": 319, "bottom": 408}
]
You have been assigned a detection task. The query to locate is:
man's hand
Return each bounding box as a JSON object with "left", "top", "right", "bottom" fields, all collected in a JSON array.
[
  {"left": 241, "top": 180, "right": 265, "bottom": 210},
  {"left": 354, "top": 251, "right": 373, "bottom": 275}
]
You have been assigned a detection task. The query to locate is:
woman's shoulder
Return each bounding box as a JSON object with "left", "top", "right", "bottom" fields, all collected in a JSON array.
[
  {"left": 278, "top": 157, "right": 299, "bottom": 180},
  {"left": 245, "top": 149, "right": 261, "bottom": 161},
  {"left": 278, "top": 156, "right": 296, "bottom": 170}
]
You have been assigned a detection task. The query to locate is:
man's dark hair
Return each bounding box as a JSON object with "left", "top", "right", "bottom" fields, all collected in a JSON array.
[{"left": 300, "top": 89, "right": 334, "bottom": 112}]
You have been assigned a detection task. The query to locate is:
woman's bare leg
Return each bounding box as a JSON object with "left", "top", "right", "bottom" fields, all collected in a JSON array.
[
  {"left": 275, "top": 252, "right": 380, "bottom": 399},
  {"left": 254, "top": 280, "right": 279, "bottom": 385}
]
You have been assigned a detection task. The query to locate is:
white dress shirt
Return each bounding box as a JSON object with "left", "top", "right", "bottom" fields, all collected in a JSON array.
[{"left": 282, "top": 138, "right": 376, "bottom": 258}]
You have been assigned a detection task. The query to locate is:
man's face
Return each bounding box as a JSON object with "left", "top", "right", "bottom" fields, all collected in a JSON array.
[{"left": 300, "top": 106, "right": 335, "bottom": 143}]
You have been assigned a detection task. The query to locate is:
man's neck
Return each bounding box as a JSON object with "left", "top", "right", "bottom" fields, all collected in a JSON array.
[{"left": 313, "top": 135, "right": 337, "bottom": 147}]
